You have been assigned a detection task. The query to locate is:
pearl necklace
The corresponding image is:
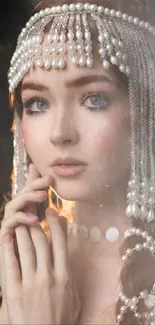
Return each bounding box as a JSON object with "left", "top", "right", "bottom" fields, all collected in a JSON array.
[{"left": 67, "top": 221, "right": 130, "bottom": 243}]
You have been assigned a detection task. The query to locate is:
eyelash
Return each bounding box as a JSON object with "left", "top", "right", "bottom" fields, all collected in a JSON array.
[{"left": 22, "top": 92, "right": 109, "bottom": 116}]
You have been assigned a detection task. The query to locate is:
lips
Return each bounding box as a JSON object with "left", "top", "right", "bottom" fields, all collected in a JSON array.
[
  {"left": 51, "top": 157, "right": 87, "bottom": 167},
  {"left": 51, "top": 157, "right": 87, "bottom": 177}
]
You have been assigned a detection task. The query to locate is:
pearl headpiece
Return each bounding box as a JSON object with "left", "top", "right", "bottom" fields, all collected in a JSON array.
[
  {"left": 8, "top": 3, "right": 155, "bottom": 94},
  {"left": 9, "top": 3, "right": 155, "bottom": 325}
]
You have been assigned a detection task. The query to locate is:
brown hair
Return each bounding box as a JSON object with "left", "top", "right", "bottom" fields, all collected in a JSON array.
[{"left": 14, "top": 0, "right": 155, "bottom": 323}]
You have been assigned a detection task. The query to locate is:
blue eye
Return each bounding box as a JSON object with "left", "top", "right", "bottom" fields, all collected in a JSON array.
[
  {"left": 23, "top": 97, "right": 49, "bottom": 115},
  {"left": 82, "top": 93, "right": 109, "bottom": 111}
]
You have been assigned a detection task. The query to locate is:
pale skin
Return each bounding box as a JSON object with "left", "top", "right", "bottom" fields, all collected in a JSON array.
[{"left": 0, "top": 53, "right": 132, "bottom": 324}]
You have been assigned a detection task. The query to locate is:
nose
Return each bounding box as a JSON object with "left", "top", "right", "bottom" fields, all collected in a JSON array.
[{"left": 49, "top": 106, "right": 79, "bottom": 146}]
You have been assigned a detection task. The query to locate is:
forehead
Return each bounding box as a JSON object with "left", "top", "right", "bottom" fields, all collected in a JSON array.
[{"left": 22, "top": 51, "right": 123, "bottom": 89}]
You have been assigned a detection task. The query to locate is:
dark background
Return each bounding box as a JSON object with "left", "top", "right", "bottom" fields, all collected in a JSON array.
[{"left": 0, "top": 0, "right": 35, "bottom": 215}]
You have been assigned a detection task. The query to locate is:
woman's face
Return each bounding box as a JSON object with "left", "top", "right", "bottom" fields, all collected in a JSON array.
[{"left": 21, "top": 56, "right": 131, "bottom": 202}]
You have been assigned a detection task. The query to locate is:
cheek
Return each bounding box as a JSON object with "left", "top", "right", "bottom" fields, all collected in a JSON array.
[
  {"left": 22, "top": 121, "right": 46, "bottom": 154},
  {"left": 94, "top": 114, "right": 130, "bottom": 150}
]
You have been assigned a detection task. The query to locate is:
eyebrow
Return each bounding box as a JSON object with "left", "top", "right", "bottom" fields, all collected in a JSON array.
[{"left": 21, "top": 74, "right": 115, "bottom": 92}]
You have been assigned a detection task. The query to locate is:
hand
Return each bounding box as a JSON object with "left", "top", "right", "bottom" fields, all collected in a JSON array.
[
  {"left": 0, "top": 164, "right": 81, "bottom": 324},
  {"left": 0, "top": 163, "right": 51, "bottom": 301}
]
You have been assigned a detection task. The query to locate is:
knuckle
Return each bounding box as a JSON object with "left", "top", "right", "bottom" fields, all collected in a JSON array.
[
  {"left": 38, "top": 270, "right": 54, "bottom": 288},
  {"left": 56, "top": 271, "right": 69, "bottom": 288},
  {"left": 4, "top": 202, "right": 11, "bottom": 215}
]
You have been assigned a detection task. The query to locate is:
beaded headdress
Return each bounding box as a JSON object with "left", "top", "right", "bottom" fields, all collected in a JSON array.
[{"left": 9, "top": 1, "right": 155, "bottom": 324}]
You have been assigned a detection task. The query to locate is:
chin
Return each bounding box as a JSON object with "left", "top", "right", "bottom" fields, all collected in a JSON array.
[{"left": 52, "top": 180, "right": 92, "bottom": 202}]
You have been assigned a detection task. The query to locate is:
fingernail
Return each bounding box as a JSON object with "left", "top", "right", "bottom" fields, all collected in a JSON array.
[
  {"left": 27, "top": 215, "right": 38, "bottom": 220},
  {"left": 46, "top": 207, "right": 57, "bottom": 217},
  {"left": 3, "top": 234, "right": 12, "bottom": 244}
]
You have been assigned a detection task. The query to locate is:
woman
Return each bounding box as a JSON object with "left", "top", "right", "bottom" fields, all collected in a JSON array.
[{"left": 1, "top": 0, "right": 155, "bottom": 324}]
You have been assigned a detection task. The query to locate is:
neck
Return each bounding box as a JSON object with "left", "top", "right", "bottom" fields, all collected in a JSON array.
[{"left": 73, "top": 179, "right": 131, "bottom": 234}]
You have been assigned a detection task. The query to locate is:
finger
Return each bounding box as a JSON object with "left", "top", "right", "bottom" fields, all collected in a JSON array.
[
  {"left": 29, "top": 224, "right": 52, "bottom": 276},
  {"left": 2, "top": 234, "right": 21, "bottom": 296},
  {"left": 45, "top": 208, "right": 69, "bottom": 279},
  {"left": 0, "top": 212, "right": 39, "bottom": 242},
  {"left": 21, "top": 175, "right": 53, "bottom": 194},
  {"left": 25, "top": 164, "right": 43, "bottom": 216},
  {"left": 15, "top": 225, "right": 36, "bottom": 283},
  {"left": 4, "top": 190, "right": 47, "bottom": 219},
  {"left": 26, "top": 163, "right": 41, "bottom": 186}
]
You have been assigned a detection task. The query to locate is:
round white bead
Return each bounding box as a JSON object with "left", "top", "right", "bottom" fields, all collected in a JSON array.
[
  {"left": 146, "top": 235, "right": 153, "bottom": 243},
  {"left": 147, "top": 210, "right": 154, "bottom": 222},
  {"left": 86, "top": 57, "right": 93, "bottom": 68},
  {"left": 79, "top": 56, "right": 86, "bottom": 67},
  {"left": 98, "top": 34, "right": 104, "bottom": 43},
  {"left": 36, "top": 59, "right": 43, "bottom": 68},
  {"left": 130, "top": 304, "right": 137, "bottom": 311},
  {"left": 139, "top": 21, "right": 145, "bottom": 28},
  {"left": 134, "top": 17, "right": 140, "bottom": 25},
  {"left": 142, "top": 231, "right": 148, "bottom": 238},
  {"left": 58, "top": 59, "right": 65, "bottom": 69},
  {"left": 112, "top": 38, "right": 118, "bottom": 46},
  {"left": 126, "top": 66, "right": 131, "bottom": 75},
  {"left": 85, "top": 44, "right": 92, "bottom": 52},
  {"left": 116, "top": 314, "right": 122, "bottom": 321},
  {"left": 53, "top": 34, "right": 59, "bottom": 42},
  {"left": 39, "top": 10, "right": 44, "bottom": 17},
  {"left": 124, "top": 298, "right": 130, "bottom": 305},
  {"left": 128, "top": 16, "right": 134, "bottom": 23},
  {"left": 84, "top": 3, "right": 89, "bottom": 10},
  {"left": 135, "top": 313, "right": 141, "bottom": 319},
  {"left": 132, "top": 296, "right": 139, "bottom": 304},
  {"left": 72, "top": 56, "right": 78, "bottom": 65},
  {"left": 90, "top": 227, "right": 102, "bottom": 242},
  {"left": 44, "top": 59, "right": 51, "bottom": 70},
  {"left": 145, "top": 22, "right": 150, "bottom": 29},
  {"left": 122, "top": 13, "right": 128, "bottom": 21},
  {"left": 116, "top": 11, "right": 122, "bottom": 18},
  {"left": 90, "top": 4, "right": 97, "bottom": 12},
  {"left": 120, "top": 305, "right": 127, "bottom": 313},
  {"left": 140, "top": 290, "right": 148, "bottom": 299},
  {"left": 104, "top": 31, "right": 109, "bottom": 39},
  {"left": 85, "top": 31, "right": 91, "bottom": 40},
  {"left": 135, "top": 244, "right": 142, "bottom": 251},
  {"left": 76, "top": 30, "right": 83, "bottom": 39},
  {"left": 144, "top": 294, "right": 155, "bottom": 308},
  {"left": 98, "top": 48, "right": 106, "bottom": 56},
  {"left": 67, "top": 31, "right": 74, "bottom": 40},
  {"left": 104, "top": 8, "right": 110, "bottom": 15},
  {"left": 26, "top": 22, "right": 31, "bottom": 28},
  {"left": 98, "top": 6, "right": 104, "bottom": 13},
  {"left": 124, "top": 229, "right": 131, "bottom": 238},
  {"left": 140, "top": 205, "right": 148, "bottom": 219},
  {"left": 106, "top": 44, "right": 113, "bottom": 52},
  {"left": 51, "top": 7, "right": 56, "bottom": 14},
  {"left": 79, "top": 225, "right": 89, "bottom": 239},
  {"left": 51, "top": 59, "right": 57, "bottom": 69},
  {"left": 76, "top": 3, "right": 84, "bottom": 11},
  {"left": 119, "top": 64, "right": 126, "bottom": 73},
  {"left": 110, "top": 56, "right": 118, "bottom": 65},
  {"left": 116, "top": 50, "right": 122, "bottom": 59},
  {"left": 56, "top": 6, "right": 62, "bottom": 13},
  {"left": 69, "top": 4, "right": 76, "bottom": 11},
  {"left": 110, "top": 9, "right": 116, "bottom": 17},
  {"left": 105, "top": 227, "right": 120, "bottom": 242},
  {"left": 126, "top": 248, "right": 132, "bottom": 256},
  {"left": 103, "top": 60, "right": 110, "bottom": 70},
  {"left": 62, "top": 4, "right": 69, "bottom": 12}
]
